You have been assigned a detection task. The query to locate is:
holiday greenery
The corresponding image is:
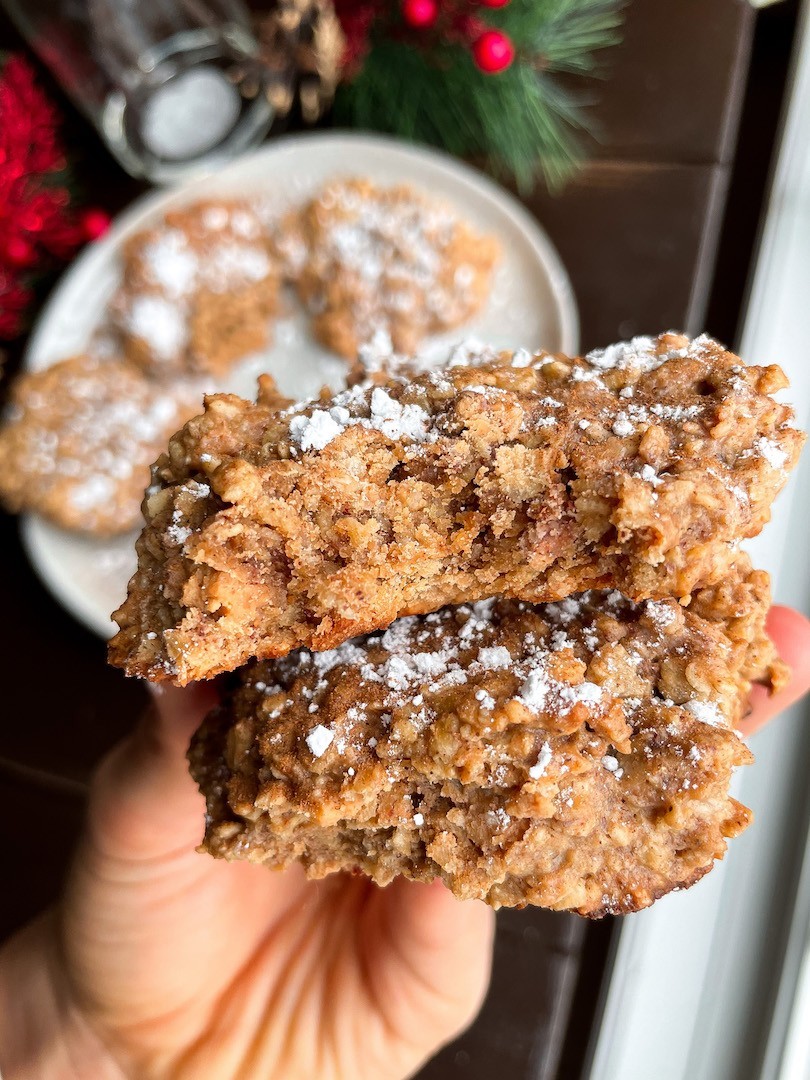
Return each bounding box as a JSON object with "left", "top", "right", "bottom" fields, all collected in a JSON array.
[
  {"left": 0, "top": 55, "right": 109, "bottom": 341},
  {"left": 332, "top": 0, "right": 624, "bottom": 190}
]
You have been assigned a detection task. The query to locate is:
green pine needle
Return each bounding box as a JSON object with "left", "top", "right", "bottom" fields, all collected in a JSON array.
[{"left": 334, "top": 0, "right": 625, "bottom": 192}]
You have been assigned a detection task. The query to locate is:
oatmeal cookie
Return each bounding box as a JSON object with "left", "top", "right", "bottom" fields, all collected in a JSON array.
[
  {"left": 0, "top": 354, "right": 205, "bottom": 535},
  {"left": 111, "top": 200, "right": 280, "bottom": 376},
  {"left": 274, "top": 179, "right": 499, "bottom": 359},
  {"left": 189, "top": 560, "right": 781, "bottom": 914},
  {"left": 110, "top": 333, "right": 802, "bottom": 683}
]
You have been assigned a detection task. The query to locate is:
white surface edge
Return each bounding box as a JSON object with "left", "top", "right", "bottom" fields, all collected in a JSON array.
[{"left": 587, "top": 8, "right": 810, "bottom": 1080}]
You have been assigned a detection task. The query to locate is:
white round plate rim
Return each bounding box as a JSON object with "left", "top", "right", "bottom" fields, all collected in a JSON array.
[{"left": 21, "top": 131, "right": 580, "bottom": 639}]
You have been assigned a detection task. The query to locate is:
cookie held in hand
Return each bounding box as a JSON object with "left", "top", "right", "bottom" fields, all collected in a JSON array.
[
  {"left": 189, "top": 562, "right": 781, "bottom": 915},
  {"left": 110, "top": 334, "right": 802, "bottom": 683}
]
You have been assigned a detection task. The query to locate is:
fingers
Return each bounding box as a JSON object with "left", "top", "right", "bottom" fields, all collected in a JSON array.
[
  {"left": 742, "top": 606, "right": 810, "bottom": 737},
  {"left": 366, "top": 878, "right": 494, "bottom": 1075},
  {"left": 147, "top": 681, "right": 220, "bottom": 752},
  {"left": 85, "top": 682, "right": 218, "bottom": 863}
]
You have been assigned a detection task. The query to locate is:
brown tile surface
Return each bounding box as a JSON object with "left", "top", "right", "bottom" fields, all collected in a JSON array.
[
  {"left": 586, "top": 0, "right": 754, "bottom": 165},
  {"left": 0, "top": 514, "right": 146, "bottom": 785},
  {"left": 528, "top": 161, "right": 730, "bottom": 352},
  {"left": 419, "top": 910, "right": 585, "bottom": 1080}
]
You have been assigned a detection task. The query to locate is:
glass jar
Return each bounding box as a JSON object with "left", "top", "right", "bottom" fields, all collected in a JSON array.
[{"left": 1, "top": 0, "right": 276, "bottom": 184}]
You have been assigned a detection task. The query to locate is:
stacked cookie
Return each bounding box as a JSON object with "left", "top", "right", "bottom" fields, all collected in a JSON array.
[{"left": 110, "top": 333, "right": 803, "bottom": 915}]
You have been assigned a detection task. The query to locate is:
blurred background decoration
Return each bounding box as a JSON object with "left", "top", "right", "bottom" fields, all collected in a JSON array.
[
  {"left": 249, "top": 0, "right": 625, "bottom": 190},
  {"left": 330, "top": 0, "right": 625, "bottom": 189},
  {"left": 0, "top": 53, "right": 109, "bottom": 342},
  {"left": 1, "top": 0, "right": 625, "bottom": 195},
  {"left": 0, "top": 0, "right": 276, "bottom": 184},
  {"left": 241, "top": 0, "right": 346, "bottom": 123},
  {"left": 250, "top": 0, "right": 626, "bottom": 190},
  {"left": 0, "top": 0, "right": 625, "bottom": 343}
]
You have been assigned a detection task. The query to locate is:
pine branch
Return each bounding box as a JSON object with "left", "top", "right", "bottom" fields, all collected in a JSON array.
[
  {"left": 493, "top": 0, "right": 625, "bottom": 72},
  {"left": 334, "top": 0, "right": 625, "bottom": 192}
]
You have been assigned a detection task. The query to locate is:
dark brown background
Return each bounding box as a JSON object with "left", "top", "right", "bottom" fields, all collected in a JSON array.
[{"left": 0, "top": 2, "right": 799, "bottom": 1076}]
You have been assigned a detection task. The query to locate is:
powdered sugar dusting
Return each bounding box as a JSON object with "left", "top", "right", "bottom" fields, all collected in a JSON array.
[
  {"left": 287, "top": 385, "right": 433, "bottom": 453},
  {"left": 644, "top": 600, "right": 677, "bottom": 631},
  {"left": 124, "top": 296, "right": 188, "bottom": 360},
  {"left": 369, "top": 387, "right": 431, "bottom": 441},
  {"left": 612, "top": 417, "right": 635, "bottom": 437},
  {"left": 447, "top": 338, "right": 499, "bottom": 368},
  {"left": 143, "top": 230, "right": 199, "bottom": 298},
  {"left": 585, "top": 334, "right": 692, "bottom": 375},
  {"left": 529, "top": 741, "right": 553, "bottom": 779},
  {"left": 684, "top": 700, "right": 725, "bottom": 728},
  {"left": 477, "top": 646, "right": 512, "bottom": 670},
  {"left": 252, "top": 583, "right": 747, "bottom": 805},
  {"left": 752, "top": 436, "right": 788, "bottom": 470},
  {"left": 70, "top": 474, "right": 116, "bottom": 512},
  {"left": 638, "top": 465, "right": 663, "bottom": 487},
  {"left": 289, "top": 410, "right": 345, "bottom": 452},
  {"left": 601, "top": 754, "right": 624, "bottom": 780},
  {"left": 306, "top": 724, "right": 334, "bottom": 757}
]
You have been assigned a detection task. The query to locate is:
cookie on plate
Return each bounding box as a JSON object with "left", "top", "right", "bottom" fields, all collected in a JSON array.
[
  {"left": 111, "top": 200, "right": 280, "bottom": 377},
  {"left": 275, "top": 179, "right": 499, "bottom": 359},
  {"left": 0, "top": 354, "right": 204, "bottom": 535},
  {"left": 109, "top": 333, "right": 803, "bottom": 683},
  {"left": 189, "top": 561, "right": 782, "bottom": 914}
]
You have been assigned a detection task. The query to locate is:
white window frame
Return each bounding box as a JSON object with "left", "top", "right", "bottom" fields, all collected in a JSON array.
[{"left": 587, "top": 5, "right": 810, "bottom": 1078}]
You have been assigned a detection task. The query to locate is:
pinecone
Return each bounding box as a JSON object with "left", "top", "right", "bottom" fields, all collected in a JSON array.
[{"left": 244, "top": 0, "right": 346, "bottom": 123}]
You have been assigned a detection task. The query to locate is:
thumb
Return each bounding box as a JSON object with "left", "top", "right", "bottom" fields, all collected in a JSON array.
[
  {"left": 85, "top": 683, "right": 218, "bottom": 863},
  {"left": 368, "top": 879, "right": 494, "bottom": 1071}
]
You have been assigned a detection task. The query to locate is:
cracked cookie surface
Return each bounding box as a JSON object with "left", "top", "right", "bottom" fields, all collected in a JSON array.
[
  {"left": 110, "top": 333, "right": 802, "bottom": 683},
  {"left": 189, "top": 560, "right": 781, "bottom": 914}
]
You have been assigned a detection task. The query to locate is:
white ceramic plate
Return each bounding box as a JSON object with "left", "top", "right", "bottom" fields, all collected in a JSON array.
[{"left": 21, "top": 132, "right": 579, "bottom": 639}]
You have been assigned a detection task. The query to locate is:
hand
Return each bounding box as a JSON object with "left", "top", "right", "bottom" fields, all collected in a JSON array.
[
  {"left": 1, "top": 607, "right": 809, "bottom": 1080},
  {"left": 0, "top": 682, "right": 494, "bottom": 1080},
  {"left": 740, "top": 607, "right": 810, "bottom": 736}
]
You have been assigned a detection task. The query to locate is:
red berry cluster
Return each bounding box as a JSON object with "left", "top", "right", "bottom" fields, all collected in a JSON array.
[
  {"left": 334, "top": 0, "right": 516, "bottom": 77},
  {"left": 0, "top": 55, "right": 110, "bottom": 339},
  {"left": 401, "top": 0, "right": 515, "bottom": 72}
]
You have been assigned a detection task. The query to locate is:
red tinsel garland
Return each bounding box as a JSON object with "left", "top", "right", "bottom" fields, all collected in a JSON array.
[{"left": 0, "top": 55, "right": 109, "bottom": 340}]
